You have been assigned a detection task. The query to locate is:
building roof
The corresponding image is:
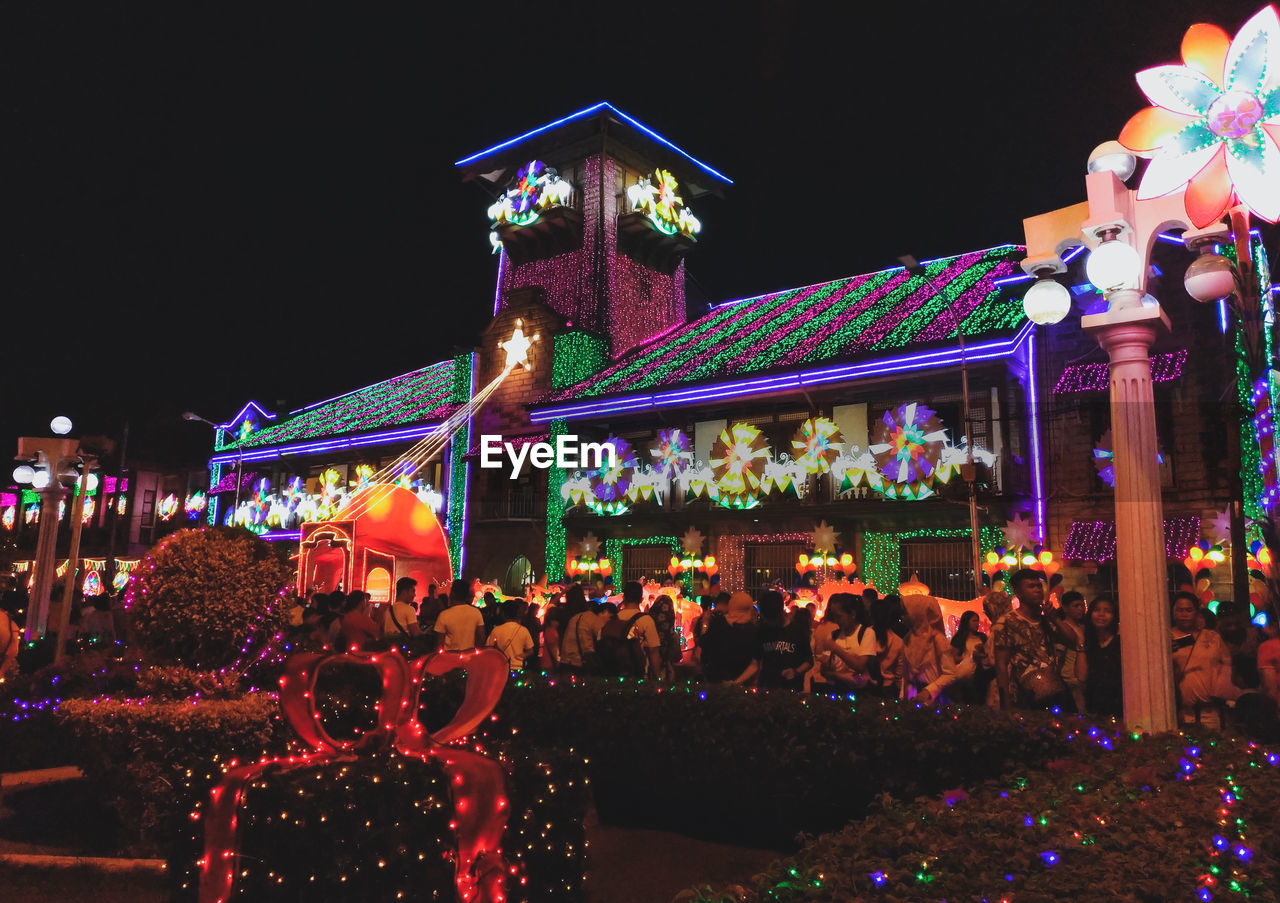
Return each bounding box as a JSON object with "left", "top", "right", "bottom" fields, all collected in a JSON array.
[
  {"left": 532, "top": 245, "right": 1028, "bottom": 420},
  {"left": 218, "top": 359, "right": 461, "bottom": 453}
]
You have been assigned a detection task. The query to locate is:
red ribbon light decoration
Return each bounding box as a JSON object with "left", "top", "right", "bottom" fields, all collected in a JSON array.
[{"left": 199, "top": 647, "right": 514, "bottom": 903}]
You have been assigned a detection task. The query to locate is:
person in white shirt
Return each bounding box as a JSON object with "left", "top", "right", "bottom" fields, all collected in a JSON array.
[
  {"left": 434, "top": 579, "right": 485, "bottom": 651},
  {"left": 382, "top": 577, "right": 422, "bottom": 640},
  {"left": 487, "top": 599, "right": 535, "bottom": 670}
]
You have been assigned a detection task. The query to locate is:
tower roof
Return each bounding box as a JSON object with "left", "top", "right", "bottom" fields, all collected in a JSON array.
[{"left": 456, "top": 101, "right": 731, "bottom": 199}]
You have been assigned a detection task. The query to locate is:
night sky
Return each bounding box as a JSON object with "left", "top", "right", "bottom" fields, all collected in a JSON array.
[{"left": 5, "top": 0, "right": 1270, "bottom": 467}]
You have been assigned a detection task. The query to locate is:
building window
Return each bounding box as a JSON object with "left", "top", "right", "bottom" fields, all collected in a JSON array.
[
  {"left": 141, "top": 490, "right": 156, "bottom": 528},
  {"left": 898, "top": 538, "right": 973, "bottom": 600},
  {"left": 620, "top": 545, "right": 673, "bottom": 587},
  {"left": 744, "top": 542, "right": 808, "bottom": 593}
]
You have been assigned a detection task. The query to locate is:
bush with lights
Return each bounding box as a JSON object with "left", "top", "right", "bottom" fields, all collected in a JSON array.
[
  {"left": 679, "top": 725, "right": 1280, "bottom": 902},
  {"left": 127, "top": 526, "right": 292, "bottom": 670}
]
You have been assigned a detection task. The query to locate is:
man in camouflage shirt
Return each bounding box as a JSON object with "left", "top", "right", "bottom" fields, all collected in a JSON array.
[{"left": 992, "top": 569, "right": 1074, "bottom": 711}]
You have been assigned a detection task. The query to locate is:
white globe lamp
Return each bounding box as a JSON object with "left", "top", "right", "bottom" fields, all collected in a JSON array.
[
  {"left": 1183, "top": 252, "right": 1237, "bottom": 303},
  {"left": 50, "top": 416, "right": 73, "bottom": 436},
  {"left": 1086, "top": 140, "right": 1138, "bottom": 181},
  {"left": 31, "top": 470, "right": 51, "bottom": 489},
  {"left": 1085, "top": 240, "right": 1142, "bottom": 293},
  {"left": 1023, "top": 278, "right": 1072, "bottom": 325},
  {"left": 13, "top": 465, "right": 35, "bottom": 484},
  {"left": 85, "top": 473, "right": 99, "bottom": 491}
]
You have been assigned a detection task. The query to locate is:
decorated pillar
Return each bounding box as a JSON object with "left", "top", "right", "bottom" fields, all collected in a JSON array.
[{"left": 1084, "top": 300, "right": 1176, "bottom": 734}]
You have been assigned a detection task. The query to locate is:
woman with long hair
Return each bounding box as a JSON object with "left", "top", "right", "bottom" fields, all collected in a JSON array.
[
  {"left": 950, "top": 610, "right": 993, "bottom": 704},
  {"left": 1074, "top": 595, "right": 1122, "bottom": 718}
]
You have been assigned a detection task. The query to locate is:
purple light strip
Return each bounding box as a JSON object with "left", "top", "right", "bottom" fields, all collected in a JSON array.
[
  {"left": 216, "top": 401, "right": 277, "bottom": 431},
  {"left": 493, "top": 246, "right": 505, "bottom": 316},
  {"left": 454, "top": 101, "right": 733, "bottom": 185},
  {"left": 457, "top": 353, "right": 476, "bottom": 575},
  {"left": 1220, "top": 298, "right": 1231, "bottom": 334},
  {"left": 1062, "top": 244, "right": 1087, "bottom": 263},
  {"left": 993, "top": 272, "right": 1035, "bottom": 286},
  {"left": 530, "top": 322, "right": 1034, "bottom": 422},
  {"left": 259, "top": 530, "right": 302, "bottom": 542},
  {"left": 1027, "top": 327, "right": 1046, "bottom": 544},
  {"left": 1156, "top": 232, "right": 1186, "bottom": 244},
  {"left": 209, "top": 422, "right": 444, "bottom": 465}
]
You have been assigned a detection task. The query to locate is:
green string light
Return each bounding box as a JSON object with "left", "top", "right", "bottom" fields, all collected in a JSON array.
[
  {"left": 552, "top": 332, "right": 608, "bottom": 390},
  {"left": 862, "top": 526, "right": 1002, "bottom": 594},
  {"left": 545, "top": 419, "right": 568, "bottom": 581},
  {"left": 448, "top": 353, "right": 473, "bottom": 572}
]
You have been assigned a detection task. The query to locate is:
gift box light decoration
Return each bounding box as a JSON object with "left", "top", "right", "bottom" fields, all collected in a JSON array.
[
  {"left": 626, "top": 168, "right": 702, "bottom": 238},
  {"left": 197, "top": 648, "right": 519, "bottom": 903}
]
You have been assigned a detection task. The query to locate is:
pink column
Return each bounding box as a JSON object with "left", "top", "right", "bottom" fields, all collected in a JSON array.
[{"left": 1085, "top": 304, "right": 1176, "bottom": 733}]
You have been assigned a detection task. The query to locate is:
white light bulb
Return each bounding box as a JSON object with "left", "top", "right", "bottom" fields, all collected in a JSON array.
[
  {"left": 50, "top": 416, "right": 73, "bottom": 435},
  {"left": 1022, "top": 278, "right": 1072, "bottom": 325},
  {"left": 31, "top": 470, "right": 51, "bottom": 489},
  {"left": 1085, "top": 241, "right": 1142, "bottom": 293},
  {"left": 86, "top": 473, "right": 99, "bottom": 491},
  {"left": 12, "top": 465, "right": 35, "bottom": 484}
]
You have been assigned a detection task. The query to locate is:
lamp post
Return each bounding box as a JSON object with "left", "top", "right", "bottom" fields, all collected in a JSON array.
[
  {"left": 184, "top": 411, "right": 241, "bottom": 515},
  {"left": 899, "top": 254, "right": 984, "bottom": 595}
]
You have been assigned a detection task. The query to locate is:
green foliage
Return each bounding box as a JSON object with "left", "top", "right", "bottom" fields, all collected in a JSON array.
[
  {"left": 56, "top": 694, "right": 288, "bottom": 855},
  {"left": 689, "top": 731, "right": 1280, "bottom": 903},
  {"left": 128, "top": 526, "right": 291, "bottom": 669}
]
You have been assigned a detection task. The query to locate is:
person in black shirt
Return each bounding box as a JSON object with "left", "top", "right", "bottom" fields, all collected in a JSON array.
[
  {"left": 1075, "top": 595, "right": 1122, "bottom": 718},
  {"left": 746, "top": 590, "right": 813, "bottom": 690}
]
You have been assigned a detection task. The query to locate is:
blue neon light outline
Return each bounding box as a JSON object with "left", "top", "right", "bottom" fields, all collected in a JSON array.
[
  {"left": 216, "top": 401, "right": 278, "bottom": 431},
  {"left": 528, "top": 322, "right": 1035, "bottom": 422},
  {"left": 1062, "top": 244, "right": 1087, "bottom": 263},
  {"left": 208, "top": 422, "right": 446, "bottom": 466},
  {"left": 454, "top": 101, "right": 733, "bottom": 185},
  {"left": 1026, "top": 327, "right": 1047, "bottom": 544},
  {"left": 1219, "top": 298, "right": 1230, "bottom": 334}
]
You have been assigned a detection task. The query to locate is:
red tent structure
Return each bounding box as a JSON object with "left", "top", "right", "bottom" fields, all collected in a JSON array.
[{"left": 297, "top": 485, "right": 453, "bottom": 601}]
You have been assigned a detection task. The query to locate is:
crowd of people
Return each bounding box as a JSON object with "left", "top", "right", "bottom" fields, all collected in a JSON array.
[{"left": 290, "top": 569, "right": 1280, "bottom": 732}]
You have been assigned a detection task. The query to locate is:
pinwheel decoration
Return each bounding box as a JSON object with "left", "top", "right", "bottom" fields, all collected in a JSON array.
[
  {"left": 1093, "top": 429, "right": 1165, "bottom": 487},
  {"left": 184, "top": 491, "right": 208, "bottom": 520},
  {"left": 590, "top": 437, "right": 637, "bottom": 514},
  {"left": 792, "top": 417, "right": 844, "bottom": 474},
  {"left": 487, "top": 160, "right": 573, "bottom": 229},
  {"left": 650, "top": 429, "right": 692, "bottom": 479},
  {"left": 157, "top": 493, "right": 180, "bottom": 521},
  {"left": 1119, "top": 6, "right": 1280, "bottom": 227},
  {"left": 869, "top": 403, "right": 949, "bottom": 500},
  {"left": 626, "top": 168, "right": 702, "bottom": 237},
  {"left": 710, "top": 422, "right": 770, "bottom": 507}
]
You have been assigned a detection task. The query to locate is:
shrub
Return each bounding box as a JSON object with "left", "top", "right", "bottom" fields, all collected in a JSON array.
[
  {"left": 127, "top": 526, "right": 291, "bottom": 670},
  {"left": 684, "top": 728, "right": 1280, "bottom": 902},
  {"left": 55, "top": 694, "right": 288, "bottom": 855}
]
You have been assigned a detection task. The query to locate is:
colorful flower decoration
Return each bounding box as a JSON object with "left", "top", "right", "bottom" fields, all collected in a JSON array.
[
  {"left": 487, "top": 159, "right": 573, "bottom": 230},
  {"left": 116, "top": 495, "right": 127, "bottom": 516},
  {"left": 791, "top": 417, "right": 844, "bottom": 474},
  {"left": 590, "top": 438, "right": 637, "bottom": 514},
  {"left": 354, "top": 464, "right": 376, "bottom": 490},
  {"left": 157, "top": 494, "right": 179, "bottom": 521},
  {"left": 112, "top": 571, "right": 130, "bottom": 592},
  {"left": 710, "top": 422, "right": 771, "bottom": 507},
  {"left": 82, "top": 570, "right": 103, "bottom": 597},
  {"left": 238, "top": 419, "right": 256, "bottom": 443},
  {"left": 25, "top": 503, "right": 39, "bottom": 524},
  {"left": 869, "top": 403, "right": 948, "bottom": 499},
  {"left": 81, "top": 496, "right": 96, "bottom": 525},
  {"left": 650, "top": 429, "right": 692, "bottom": 479},
  {"left": 1093, "top": 429, "right": 1166, "bottom": 487},
  {"left": 184, "top": 491, "right": 208, "bottom": 520},
  {"left": 626, "top": 168, "right": 702, "bottom": 237},
  {"left": 1, "top": 506, "right": 13, "bottom": 530},
  {"left": 1119, "top": 6, "right": 1280, "bottom": 226}
]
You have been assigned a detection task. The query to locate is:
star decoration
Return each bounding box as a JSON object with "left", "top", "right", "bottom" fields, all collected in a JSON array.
[
  {"left": 499, "top": 318, "right": 539, "bottom": 370},
  {"left": 811, "top": 520, "right": 838, "bottom": 555},
  {"left": 1002, "top": 513, "right": 1035, "bottom": 552},
  {"left": 681, "top": 527, "right": 705, "bottom": 556},
  {"left": 579, "top": 531, "right": 600, "bottom": 558},
  {"left": 1208, "top": 508, "right": 1233, "bottom": 545}
]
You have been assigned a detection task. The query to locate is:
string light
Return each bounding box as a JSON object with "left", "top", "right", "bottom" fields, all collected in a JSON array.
[
  {"left": 1053, "top": 349, "right": 1187, "bottom": 393},
  {"left": 1061, "top": 516, "right": 1200, "bottom": 562},
  {"left": 861, "top": 528, "right": 1001, "bottom": 595}
]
